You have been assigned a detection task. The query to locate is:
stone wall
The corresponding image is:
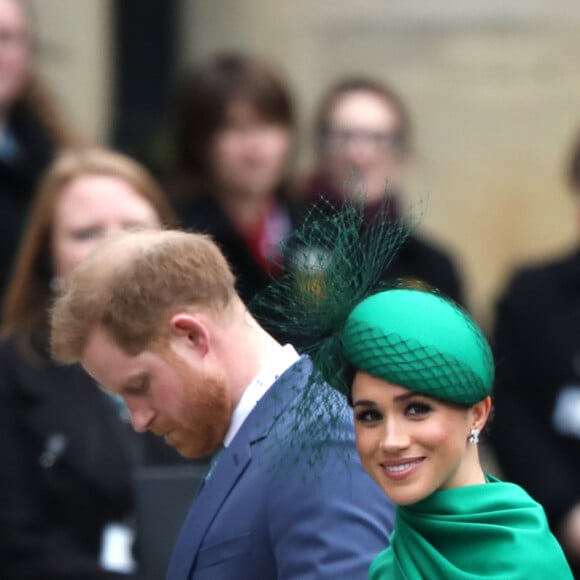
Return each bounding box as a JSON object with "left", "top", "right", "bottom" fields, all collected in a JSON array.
[
  {"left": 29, "top": 0, "right": 580, "bottom": 327},
  {"left": 30, "top": 0, "right": 112, "bottom": 142},
  {"left": 182, "top": 0, "right": 580, "bottom": 327}
]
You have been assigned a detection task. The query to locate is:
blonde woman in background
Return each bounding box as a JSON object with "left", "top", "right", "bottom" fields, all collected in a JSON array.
[{"left": 0, "top": 149, "right": 182, "bottom": 579}]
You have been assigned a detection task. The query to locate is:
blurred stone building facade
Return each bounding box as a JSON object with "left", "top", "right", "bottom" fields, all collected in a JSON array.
[{"left": 32, "top": 0, "right": 580, "bottom": 326}]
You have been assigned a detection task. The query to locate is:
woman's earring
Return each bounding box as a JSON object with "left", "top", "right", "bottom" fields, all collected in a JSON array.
[{"left": 468, "top": 428, "right": 480, "bottom": 444}]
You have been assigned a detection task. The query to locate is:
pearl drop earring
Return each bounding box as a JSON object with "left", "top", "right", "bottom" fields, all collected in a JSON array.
[{"left": 468, "top": 428, "right": 480, "bottom": 444}]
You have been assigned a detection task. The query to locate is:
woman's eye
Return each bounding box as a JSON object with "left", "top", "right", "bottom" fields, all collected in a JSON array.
[
  {"left": 355, "top": 409, "right": 382, "bottom": 423},
  {"left": 405, "top": 402, "right": 432, "bottom": 417},
  {"left": 122, "top": 221, "right": 145, "bottom": 232},
  {"left": 72, "top": 227, "right": 103, "bottom": 241}
]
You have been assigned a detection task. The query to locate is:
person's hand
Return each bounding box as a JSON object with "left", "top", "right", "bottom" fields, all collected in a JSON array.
[{"left": 560, "top": 503, "right": 580, "bottom": 561}]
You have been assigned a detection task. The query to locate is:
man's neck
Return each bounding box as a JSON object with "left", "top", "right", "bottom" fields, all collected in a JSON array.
[{"left": 220, "top": 304, "right": 283, "bottom": 408}]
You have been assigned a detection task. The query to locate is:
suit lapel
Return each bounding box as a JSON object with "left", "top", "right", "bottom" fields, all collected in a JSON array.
[
  {"left": 166, "top": 433, "right": 251, "bottom": 579},
  {"left": 166, "top": 357, "right": 311, "bottom": 580}
]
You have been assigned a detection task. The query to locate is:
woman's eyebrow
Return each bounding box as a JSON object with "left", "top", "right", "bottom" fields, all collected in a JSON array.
[
  {"left": 393, "top": 392, "right": 416, "bottom": 403},
  {"left": 352, "top": 399, "right": 377, "bottom": 408}
]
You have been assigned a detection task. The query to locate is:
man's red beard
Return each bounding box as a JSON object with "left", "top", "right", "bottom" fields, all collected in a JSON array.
[{"left": 156, "top": 350, "right": 233, "bottom": 459}]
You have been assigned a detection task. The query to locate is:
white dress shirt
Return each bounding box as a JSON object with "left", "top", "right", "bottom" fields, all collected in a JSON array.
[{"left": 223, "top": 345, "right": 300, "bottom": 447}]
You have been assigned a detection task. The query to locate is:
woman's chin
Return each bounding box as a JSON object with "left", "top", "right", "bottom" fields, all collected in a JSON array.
[{"left": 380, "top": 482, "right": 431, "bottom": 506}]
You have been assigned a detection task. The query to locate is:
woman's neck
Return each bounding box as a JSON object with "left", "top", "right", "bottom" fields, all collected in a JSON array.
[
  {"left": 217, "top": 188, "right": 274, "bottom": 231},
  {"left": 444, "top": 448, "right": 487, "bottom": 491}
]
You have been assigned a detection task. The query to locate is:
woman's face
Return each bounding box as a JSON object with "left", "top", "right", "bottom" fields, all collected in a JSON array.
[
  {"left": 352, "top": 371, "right": 489, "bottom": 505},
  {"left": 51, "top": 174, "right": 161, "bottom": 281},
  {"left": 321, "top": 90, "right": 407, "bottom": 202},
  {"left": 0, "top": 0, "right": 30, "bottom": 112},
  {"left": 208, "top": 99, "right": 292, "bottom": 200}
]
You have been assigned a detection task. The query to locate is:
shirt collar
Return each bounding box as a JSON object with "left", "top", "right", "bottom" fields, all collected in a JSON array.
[{"left": 223, "top": 344, "right": 300, "bottom": 447}]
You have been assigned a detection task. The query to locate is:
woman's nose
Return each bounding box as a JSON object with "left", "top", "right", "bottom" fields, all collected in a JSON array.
[{"left": 380, "top": 421, "right": 411, "bottom": 453}]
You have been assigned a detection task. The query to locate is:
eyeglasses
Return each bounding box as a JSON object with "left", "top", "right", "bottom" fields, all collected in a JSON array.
[{"left": 322, "top": 128, "right": 405, "bottom": 153}]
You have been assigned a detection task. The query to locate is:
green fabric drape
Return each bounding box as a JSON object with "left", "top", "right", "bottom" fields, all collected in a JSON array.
[{"left": 370, "top": 475, "right": 573, "bottom": 579}]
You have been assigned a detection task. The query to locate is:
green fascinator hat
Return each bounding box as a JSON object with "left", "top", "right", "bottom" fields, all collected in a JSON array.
[
  {"left": 252, "top": 194, "right": 495, "bottom": 466},
  {"left": 253, "top": 194, "right": 494, "bottom": 417},
  {"left": 342, "top": 289, "right": 494, "bottom": 405}
]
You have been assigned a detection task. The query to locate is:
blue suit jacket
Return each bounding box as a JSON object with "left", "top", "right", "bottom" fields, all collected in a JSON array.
[{"left": 166, "top": 357, "right": 394, "bottom": 579}]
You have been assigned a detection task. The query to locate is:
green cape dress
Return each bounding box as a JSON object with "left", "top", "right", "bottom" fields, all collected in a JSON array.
[{"left": 369, "top": 475, "right": 573, "bottom": 579}]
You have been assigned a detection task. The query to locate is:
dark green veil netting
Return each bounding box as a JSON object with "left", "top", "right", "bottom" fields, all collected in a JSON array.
[
  {"left": 253, "top": 196, "right": 406, "bottom": 399},
  {"left": 251, "top": 196, "right": 494, "bottom": 466}
]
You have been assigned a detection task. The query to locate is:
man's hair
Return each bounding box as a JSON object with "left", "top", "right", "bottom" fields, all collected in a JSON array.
[
  {"left": 2, "top": 148, "right": 176, "bottom": 347},
  {"left": 50, "top": 230, "right": 237, "bottom": 364}
]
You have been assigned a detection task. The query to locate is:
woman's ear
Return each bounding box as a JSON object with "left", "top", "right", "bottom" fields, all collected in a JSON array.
[
  {"left": 168, "top": 313, "right": 210, "bottom": 356},
  {"left": 470, "top": 396, "right": 492, "bottom": 431}
]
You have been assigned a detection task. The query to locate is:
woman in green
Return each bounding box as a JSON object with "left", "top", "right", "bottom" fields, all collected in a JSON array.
[
  {"left": 342, "top": 287, "right": 573, "bottom": 579},
  {"left": 255, "top": 199, "right": 573, "bottom": 578}
]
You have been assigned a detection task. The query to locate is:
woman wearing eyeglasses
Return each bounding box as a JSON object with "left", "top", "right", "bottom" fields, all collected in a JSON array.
[{"left": 303, "top": 77, "right": 464, "bottom": 305}]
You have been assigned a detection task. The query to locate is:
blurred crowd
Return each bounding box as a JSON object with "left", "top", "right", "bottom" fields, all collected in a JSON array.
[{"left": 2, "top": 0, "right": 580, "bottom": 577}]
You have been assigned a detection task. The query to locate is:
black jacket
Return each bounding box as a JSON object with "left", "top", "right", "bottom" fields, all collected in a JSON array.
[
  {"left": 491, "top": 249, "right": 580, "bottom": 534},
  {"left": 176, "top": 194, "right": 303, "bottom": 306},
  {"left": 379, "top": 233, "right": 463, "bottom": 305},
  {"left": 0, "top": 107, "right": 57, "bottom": 299},
  {"left": 177, "top": 193, "right": 463, "bottom": 307},
  {"left": 0, "top": 337, "right": 184, "bottom": 579},
  {"left": 301, "top": 177, "right": 464, "bottom": 306}
]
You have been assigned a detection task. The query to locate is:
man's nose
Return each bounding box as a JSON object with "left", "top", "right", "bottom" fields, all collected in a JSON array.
[{"left": 125, "top": 400, "right": 155, "bottom": 433}]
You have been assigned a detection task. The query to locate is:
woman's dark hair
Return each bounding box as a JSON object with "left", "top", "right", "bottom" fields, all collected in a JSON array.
[
  {"left": 172, "top": 53, "right": 295, "bottom": 176},
  {"left": 345, "top": 363, "right": 494, "bottom": 417},
  {"left": 314, "top": 77, "right": 413, "bottom": 155}
]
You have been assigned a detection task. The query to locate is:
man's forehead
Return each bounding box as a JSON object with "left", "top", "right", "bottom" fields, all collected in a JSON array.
[{"left": 81, "top": 328, "right": 145, "bottom": 390}]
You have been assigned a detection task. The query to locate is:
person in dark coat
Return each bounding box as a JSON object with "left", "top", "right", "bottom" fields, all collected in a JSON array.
[
  {"left": 0, "top": 0, "right": 82, "bottom": 301},
  {"left": 168, "top": 53, "right": 302, "bottom": 306},
  {"left": 0, "top": 149, "right": 183, "bottom": 579},
  {"left": 303, "top": 77, "right": 463, "bottom": 305},
  {"left": 490, "top": 130, "right": 580, "bottom": 576}
]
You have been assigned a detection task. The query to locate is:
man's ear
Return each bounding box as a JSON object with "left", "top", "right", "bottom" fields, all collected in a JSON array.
[{"left": 168, "top": 313, "right": 210, "bottom": 356}]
